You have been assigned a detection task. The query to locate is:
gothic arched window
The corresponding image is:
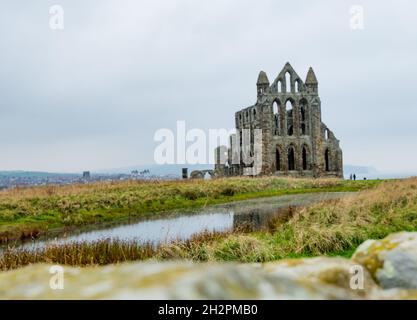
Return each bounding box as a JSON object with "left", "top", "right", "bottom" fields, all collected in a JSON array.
[
  {"left": 273, "top": 101, "right": 280, "bottom": 136},
  {"left": 285, "top": 72, "right": 291, "bottom": 93},
  {"left": 325, "top": 149, "right": 330, "bottom": 171},
  {"left": 286, "top": 100, "right": 294, "bottom": 136},
  {"left": 276, "top": 148, "right": 281, "bottom": 171},
  {"left": 302, "top": 147, "right": 308, "bottom": 170},
  {"left": 288, "top": 146, "right": 295, "bottom": 171}
]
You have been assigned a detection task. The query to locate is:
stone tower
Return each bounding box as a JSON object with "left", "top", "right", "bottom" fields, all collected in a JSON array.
[{"left": 215, "top": 63, "right": 343, "bottom": 178}]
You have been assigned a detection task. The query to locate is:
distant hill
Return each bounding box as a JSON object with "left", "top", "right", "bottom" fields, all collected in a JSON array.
[
  {"left": 343, "top": 166, "right": 417, "bottom": 180},
  {"left": 94, "top": 164, "right": 214, "bottom": 177},
  {"left": 98, "top": 164, "right": 379, "bottom": 178},
  {"left": 99, "top": 163, "right": 415, "bottom": 180},
  {"left": 343, "top": 165, "right": 378, "bottom": 175},
  {"left": 0, "top": 171, "right": 79, "bottom": 178},
  {"left": 1, "top": 165, "right": 415, "bottom": 180}
]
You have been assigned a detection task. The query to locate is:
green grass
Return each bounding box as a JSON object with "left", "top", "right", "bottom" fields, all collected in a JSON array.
[
  {"left": 0, "top": 177, "right": 380, "bottom": 242},
  {"left": 3, "top": 177, "right": 416, "bottom": 271}
]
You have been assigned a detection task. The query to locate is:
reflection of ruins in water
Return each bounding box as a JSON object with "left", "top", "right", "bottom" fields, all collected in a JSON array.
[
  {"left": 232, "top": 204, "right": 292, "bottom": 231},
  {"left": 228, "top": 192, "right": 353, "bottom": 231},
  {"left": 7, "top": 192, "right": 353, "bottom": 252}
]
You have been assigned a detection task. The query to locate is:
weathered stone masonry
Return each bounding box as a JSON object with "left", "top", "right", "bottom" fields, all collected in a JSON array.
[{"left": 215, "top": 63, "right": 343, "bottom": 178}]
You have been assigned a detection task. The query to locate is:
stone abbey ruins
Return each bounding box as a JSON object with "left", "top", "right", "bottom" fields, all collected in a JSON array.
[{"left": 214, "top": 63, "right": 343, "bottom": 178}]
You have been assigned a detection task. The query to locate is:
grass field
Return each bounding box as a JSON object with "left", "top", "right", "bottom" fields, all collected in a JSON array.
[
  {"left": 3, "top": 177, "right": 415, "bottom": 271},
  {"left": 0, "top": 177, "right": 379, "bottom": 242}
]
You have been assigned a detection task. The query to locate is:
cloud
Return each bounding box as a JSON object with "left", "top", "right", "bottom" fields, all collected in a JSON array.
[{"left": 0, "top": 0, "right": 416, "bottom": 172}]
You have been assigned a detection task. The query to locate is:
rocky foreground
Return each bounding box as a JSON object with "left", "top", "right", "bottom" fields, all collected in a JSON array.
[{"left": 1, "top": 232, "right": 417, "bottom": 299}]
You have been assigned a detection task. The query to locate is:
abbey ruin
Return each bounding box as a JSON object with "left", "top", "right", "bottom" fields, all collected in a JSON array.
[{"left": 214, "top": 63, "right": 343, "bottom": 178}]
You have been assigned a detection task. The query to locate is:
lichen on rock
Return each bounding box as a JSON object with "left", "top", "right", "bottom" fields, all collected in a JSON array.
[
  {"left": 352, "top": 232, "right": 417, "bottom": 289},
  {"left": 0, "top": 261, "right": 365, "bottom": 300},
  {"left": 1, "top": 232, "right": 417, "bottom": 299},
  {"left": 264, "top": 257, "right": 377, "bottom": 297}
]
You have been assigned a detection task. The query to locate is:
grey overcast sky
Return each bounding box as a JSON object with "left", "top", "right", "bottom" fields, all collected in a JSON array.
[{"left": 0, "top": 0, "right": 416, "bottom": 173}]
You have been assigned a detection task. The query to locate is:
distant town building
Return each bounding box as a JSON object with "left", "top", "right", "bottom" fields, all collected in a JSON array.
[
  {"left": 182, "top": 168, "right": 188, "bottom": 179},
  {"left": 82, "top": 171, "right": 91, "bottom": 179}
]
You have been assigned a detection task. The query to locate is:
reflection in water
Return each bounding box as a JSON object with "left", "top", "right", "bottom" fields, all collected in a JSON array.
[
  {"left": 233, "top": 209, "right": 273, "bottom": 231},
  {"left": 14, "top": 192, "right": 353, "bottom": 251}
]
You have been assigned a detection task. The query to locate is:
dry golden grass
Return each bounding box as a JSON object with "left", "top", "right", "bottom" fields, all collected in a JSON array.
[
  {"left": 0, "top": 176, "right": 376, "bottom": 243},
  {"left": 0, "top": 240, "right": 157, "bottom": 271},
  {"left": 153, "top": 177, "right": 417, "bottom": 261},
  {"left": 0, "top": 176, "right": 371, "bottom": 200},
  {"left": 270, "top": 177, "right": 417, "bottom": 255},
  {"left": 2, "top": 177, "right": 414, "bottom": 271}
]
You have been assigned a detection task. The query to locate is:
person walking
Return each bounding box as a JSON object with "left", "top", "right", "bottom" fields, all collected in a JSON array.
[{"left": 353, "top": 174, "right": 356, "bottom": 181}]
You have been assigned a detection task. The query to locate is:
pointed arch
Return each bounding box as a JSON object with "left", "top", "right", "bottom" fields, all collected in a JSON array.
[
  {"left": 288, "top": 145, "right": 295, "bottom": 171},
  {"left": 275, "top": 147, "right": 282, "bottom": 171},
  {"left": 277, "top": 80, "right": 283, "bottom": 93},
  {"left": 325, "top": 149, "right": 330, "bottom": 172},
  {"left": 302, "top": 145, "right": 311, "bottom": 171},
  {"left": 299, "top": 98, "right": 308, "bottom": 136},
  {"left": 295, "top": 79, "right": 302, "bottom": 92},
  {"left": 302, "top": 148, "right": 307, "bottom": 170},
  {"left": 285, "top": 99, "right": 293, "bottom": 115},
  {"left": 285, "top": 99, "right": 294, "bottom": 136},
  {"left": 272, "top": 99, "right": 281, "bottom": 136},
  {"left": 273, "top": 100, "right": 280, "bottom": 114},
  {"left": 285, "top": 72, "right": 291, "bottom": 93}
]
